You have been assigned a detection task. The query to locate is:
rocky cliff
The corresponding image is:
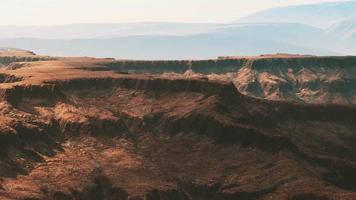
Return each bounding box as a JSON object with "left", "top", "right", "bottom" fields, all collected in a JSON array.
[{"left": 104, "top": 55, "right": 356, "bottom": 104}]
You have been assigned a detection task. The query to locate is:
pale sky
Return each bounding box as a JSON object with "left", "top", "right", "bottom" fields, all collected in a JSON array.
[{"left": 0, "top": 0, "right": 342, "bottom": 25}]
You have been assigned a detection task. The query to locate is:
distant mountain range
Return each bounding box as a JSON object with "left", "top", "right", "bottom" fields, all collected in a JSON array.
[
  {"left": 238, "top": 1, "right": 356, "bottom": 28},
  {"left": 0, "top": 1, "right": 355, "bottom": 59},
  {"left": 0, "top": 23, "right": 221, "bottom": 39}
]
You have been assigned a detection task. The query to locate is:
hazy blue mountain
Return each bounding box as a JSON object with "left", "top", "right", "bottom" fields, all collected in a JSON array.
[
  {"left": 327, "top": 19, "right": 356, "bottom": 39},
  {"left": 0, "top": 23, "right": 338, "bottom": 59},
  {"left": 0, "top": 1, "right": 355, "bottom": 58},
  {"left": 238, "top": 1, "right": 356, "bottom": 28},
  {"left": 0, "top": 23, "right": 220, "bottom": 39},
  {"left": 325, "top": 19, "right": 356, "bottom": 54},
  {"left": 215, "top": 23, "right": 334, "bottom": 50}
]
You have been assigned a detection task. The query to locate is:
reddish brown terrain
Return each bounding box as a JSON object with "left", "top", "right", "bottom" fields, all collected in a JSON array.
[{"left": 0, "top": 50, "right": 355, "bottom": 200}]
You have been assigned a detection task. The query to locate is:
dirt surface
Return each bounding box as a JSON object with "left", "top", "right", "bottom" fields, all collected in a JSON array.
[{"left": 0, "top": 54, "right": 355, "bottom": 199}]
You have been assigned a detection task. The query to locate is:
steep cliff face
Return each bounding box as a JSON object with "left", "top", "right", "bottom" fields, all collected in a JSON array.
[
  {"left": 235, "top": 57, "right": 356, "bottom": 104},
  {"left": 103, "top": 56, "right": 356, "bottom": 104},
  {"left": 104, "top": 59, "right": 246, "bottom": 74},
  {"left": 0, "top": 57, "right": 51, "bottom": 67}
]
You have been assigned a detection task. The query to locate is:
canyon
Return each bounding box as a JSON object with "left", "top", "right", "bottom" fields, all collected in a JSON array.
[{"left": 0, "top": 51, "right": 355, "bottom": 199}]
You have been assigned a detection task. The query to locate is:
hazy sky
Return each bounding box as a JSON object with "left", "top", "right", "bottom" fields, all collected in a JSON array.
[{"left": 0, "top": 0, "right": 343, "bottom": 25}]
